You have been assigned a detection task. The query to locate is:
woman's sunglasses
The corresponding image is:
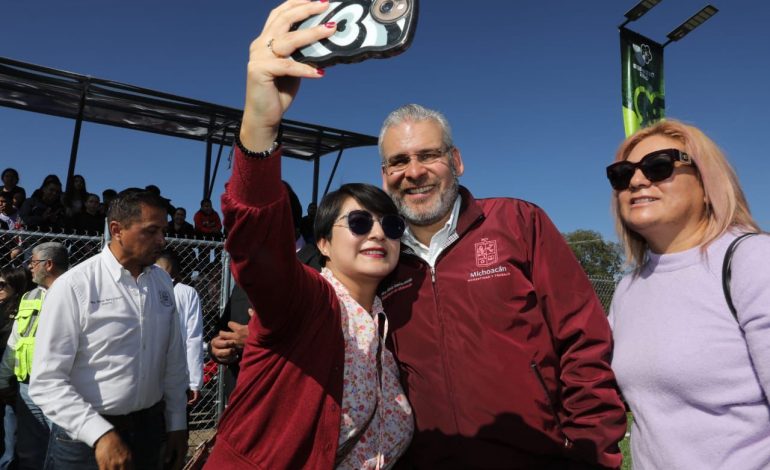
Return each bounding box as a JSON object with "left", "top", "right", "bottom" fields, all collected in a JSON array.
[
  {"left": 335, "top": 210, "right": 406, "bottom": 240},
  {"left": 606, "top": 148, "right": 694, "bottom": 190}
]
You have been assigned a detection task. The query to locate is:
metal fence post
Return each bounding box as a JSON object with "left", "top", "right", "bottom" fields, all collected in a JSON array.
[{"left": 216, "top": 249, "right": 231, "bottom": 420}]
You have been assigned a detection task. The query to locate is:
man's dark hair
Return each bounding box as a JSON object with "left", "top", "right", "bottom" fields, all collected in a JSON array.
[
  {"left": 0, "top": 192, "right": 11, "bottom": 203},
  {"left": 314, "top": 183, "right": 400, "bottom": 243},
  {"left": 175, "top": 207, "right": 186, "bottom": 217},
  {"left": 200, "top": 198, "right": 212, "bottom": 206},
  {"left": 2, "top": 168, "right": 19, "bottom": 180},
  {"left": 108, "top": 190, "right": 168, "bottom": 226},
  {"left": 156, "top": 248, "right": 181, "bottom": 279}
]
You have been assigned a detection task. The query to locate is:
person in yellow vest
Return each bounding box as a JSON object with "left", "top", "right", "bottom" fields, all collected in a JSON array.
[{"left": 0, "top": 242, "right": 68, "bottom": 470}]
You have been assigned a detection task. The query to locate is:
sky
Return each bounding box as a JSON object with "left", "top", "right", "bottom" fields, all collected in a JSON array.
[{"left": 1, "top": 0, "right": 768, "bottom": 241}]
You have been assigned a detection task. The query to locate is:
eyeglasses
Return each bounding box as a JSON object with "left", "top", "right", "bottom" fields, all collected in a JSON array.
[
  {"left": 28, "top": 259, "right": 49, "bottom": 268},
  {"left": 606, "top": 148, "right": 694, "bottom": 190},
  {"left": 0, "top": 281, "right": 7, "bottom": 290},
  {"left": 382, "top": 147, "right": 451, "bottom": 175},
  {"left": 334, "top": 210, "right": 406, "bottom": 240}
]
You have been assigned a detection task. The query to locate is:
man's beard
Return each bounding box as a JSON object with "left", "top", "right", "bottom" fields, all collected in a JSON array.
[
  {"left": 391, "top": 167, "right": 459, "bottom": 227},
  {"left": 32, "top": 269, "right": 46, "bottom": 286}
]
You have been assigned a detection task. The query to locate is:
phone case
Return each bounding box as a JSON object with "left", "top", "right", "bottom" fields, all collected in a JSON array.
[{"left": 290, "top": 0, "right": 418, "bottom": 67}]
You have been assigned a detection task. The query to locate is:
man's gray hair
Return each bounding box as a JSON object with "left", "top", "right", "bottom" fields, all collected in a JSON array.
[
  {"left": 32, "top": 242, "right": 69, "bottom": 272},
  {"left": 378, "top": 104, "right": 454, "bottom": 158}
]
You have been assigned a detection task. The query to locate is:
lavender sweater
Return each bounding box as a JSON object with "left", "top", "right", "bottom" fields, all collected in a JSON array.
[{"left": 609, "top": 231, "right": 770, "bottom": 469}]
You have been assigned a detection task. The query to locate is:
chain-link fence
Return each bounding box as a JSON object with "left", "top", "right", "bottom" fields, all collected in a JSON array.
[
  {"left": 163, "top": 235, "right": 228, "bottom": 450},
  {"left": 0, "top": 229, "right": 228, "bottom": 454},
  {"left": 0, "top": 229, "right": 103, "bottom": 271},
  {"left": 589, "top": 277, "right": 618, "bottom": 313}
]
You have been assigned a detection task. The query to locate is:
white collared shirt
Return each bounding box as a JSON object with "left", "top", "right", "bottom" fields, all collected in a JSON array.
[
  {"left": 29, "top": 246, "right": 188, "bottom": 447},
  {"left": 173, "top": 282, "right": 204, "bottom": 391},
  {"left": 401, "top": 196, "right": 462, "bottom": 267}
]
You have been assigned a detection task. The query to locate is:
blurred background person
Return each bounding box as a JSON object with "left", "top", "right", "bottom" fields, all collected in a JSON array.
[
  {"left": 0, "top": 267, "right": 29, "bottom": 470},
  {"left": 62, "top": 174, "right": 88, "bottom": 217},
  {"left": 0, "top": 243, "right": 69, "bottom": 470},
  {"left": 100, "top": 189, "right": 117, "bottom": 217},
  {"left": 156, "top": 249, "right": 204, "bottom": 406},
  {"left": 18, "top": 178, "right": 65, "bottom": 232},
  {"left": 193, "top": 199, "right": 222, "bottom": 240},
  {"left": 0, "top": 170, "right": 24, "bottom": 202},
  {"left": 0, "top": 194, "right": 20, "bottom": 230},
  {"left": 68, "top": 193, "right": 104, "bottom": 235},
  {"left": 166, "top": 207, "right": 195, "bottom": 238}
]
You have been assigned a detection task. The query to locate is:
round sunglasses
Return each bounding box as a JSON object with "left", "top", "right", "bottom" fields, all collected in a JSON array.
[
  {"left": 606, "top": 148, "right": 694, "bottom": 190},
  {"left": 334, "top": 210, "right": 406, "bottom": 240}
]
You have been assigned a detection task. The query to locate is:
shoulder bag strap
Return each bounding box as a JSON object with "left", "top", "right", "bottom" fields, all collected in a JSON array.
[{"left": 722, "top": 233, "right": 759, "bottom": 323}]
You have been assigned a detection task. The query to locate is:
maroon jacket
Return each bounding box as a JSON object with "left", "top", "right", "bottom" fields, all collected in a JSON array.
[
  {"left": 381, "top": 187, "right": 626, "bottom": 469},
  {"left": 205, "top": 149, "right": 344, "bottom": 469}
]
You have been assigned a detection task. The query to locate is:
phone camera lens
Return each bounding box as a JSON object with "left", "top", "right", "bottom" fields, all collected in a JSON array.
[{"left": 380, "top": 1, "right": 394, "bottom": 14}]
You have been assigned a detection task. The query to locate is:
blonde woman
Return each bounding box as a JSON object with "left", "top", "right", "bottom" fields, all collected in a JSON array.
[{"left": 607, "top": 120, "right": 770, "bottom": 469}]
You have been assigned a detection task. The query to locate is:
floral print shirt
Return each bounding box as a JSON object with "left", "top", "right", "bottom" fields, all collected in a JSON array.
[{"left": 321, "top": 268, "right": 413, "bottom": 469}]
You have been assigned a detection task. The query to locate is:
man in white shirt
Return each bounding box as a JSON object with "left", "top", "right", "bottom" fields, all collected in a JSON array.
[
  {"left": 156, "top": 249, "right": 204, "bottom": 405},
  {"left": 29, "top": 190, "right": 188, "bottom": 470}
]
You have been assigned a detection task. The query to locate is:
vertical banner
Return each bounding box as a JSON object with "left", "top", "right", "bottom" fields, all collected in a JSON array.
[{"left": 620, "top": 28, "right": 665, "bottom": 137}]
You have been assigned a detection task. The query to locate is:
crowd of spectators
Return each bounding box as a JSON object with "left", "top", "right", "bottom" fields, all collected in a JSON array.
[{"left": 0, "top": 168, "right": 226, "bottom": 240}]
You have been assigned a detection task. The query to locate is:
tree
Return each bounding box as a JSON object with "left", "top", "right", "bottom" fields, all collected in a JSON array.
[
  {"left": 563, "top": 229, "right": 624, "bottom": 281},
  {"left": 564, "top": 230, "right": 624, "bottom": 313}
]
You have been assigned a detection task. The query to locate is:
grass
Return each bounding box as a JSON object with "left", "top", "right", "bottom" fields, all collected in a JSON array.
[{"left": 620, "top": 413, "right": 633, "bottom": 470}]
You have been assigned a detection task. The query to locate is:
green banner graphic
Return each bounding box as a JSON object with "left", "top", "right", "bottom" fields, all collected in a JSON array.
[{"left": 620, "top": 28, "right": 665, "bottom": 137}]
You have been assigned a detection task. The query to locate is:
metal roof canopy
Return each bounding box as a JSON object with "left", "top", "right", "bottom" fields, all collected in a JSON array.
[{"left": 0, "top": 56, "right": 378, "bottom": 203}]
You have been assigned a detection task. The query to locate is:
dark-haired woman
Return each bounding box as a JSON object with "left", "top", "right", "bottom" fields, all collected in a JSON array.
[
  {"left": 607, "top": 120, "right": 770, "bottom": 469},
  {"left": 62, "top": 174, "right": 89, "bottom": 218},
  {"left": 204, "top": 2, "right": 412, "bottom": 468}
]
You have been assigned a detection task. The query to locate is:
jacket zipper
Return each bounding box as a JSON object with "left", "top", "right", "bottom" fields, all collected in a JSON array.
[
  {"left": 399, "top": 212, "right": 484, "bottom": 433},
  {"left": 530, "top": 362, "right": 573, "bottom": 449}
]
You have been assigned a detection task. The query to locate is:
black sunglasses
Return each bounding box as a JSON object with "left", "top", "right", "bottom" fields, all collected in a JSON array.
[
  {"left": 335, "top": 210, "right": 406, "bottom": 240},
  {"left": 606, "top": 148, "right": 694, "bottom": 190},
  {"left": 0, "top": 281, "right": 6, "bottom": 290}
]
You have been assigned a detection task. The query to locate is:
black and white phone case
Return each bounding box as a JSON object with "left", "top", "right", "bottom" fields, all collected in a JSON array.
[{"left": 291, "top": 0, "right": 418, "bottom": 67}]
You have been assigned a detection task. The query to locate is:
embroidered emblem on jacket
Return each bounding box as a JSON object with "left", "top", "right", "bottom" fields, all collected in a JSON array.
[{"left": 474, "top": 238, "right": 498, "bottom": 267}]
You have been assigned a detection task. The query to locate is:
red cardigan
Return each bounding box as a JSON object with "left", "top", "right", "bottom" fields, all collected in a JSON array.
[{"left": 205, "top": 148, "right": 344, "bottom": 469}]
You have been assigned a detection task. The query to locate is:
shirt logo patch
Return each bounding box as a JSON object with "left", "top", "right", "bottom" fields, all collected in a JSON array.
[
  {"left": 159, "top": 290, "right": 174, "bottom": 307},
  {"left": 474, "top": 238, "right": 498, "bottom": 267}
]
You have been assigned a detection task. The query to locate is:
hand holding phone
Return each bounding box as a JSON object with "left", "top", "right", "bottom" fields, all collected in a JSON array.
[{"left": 291, "top": 0, "right": 418, "bottom": 67}]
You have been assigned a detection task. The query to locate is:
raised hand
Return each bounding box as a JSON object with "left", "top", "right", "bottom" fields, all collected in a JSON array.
[{"left": 240, "top": 0, "right": 337, "bottom": 152}]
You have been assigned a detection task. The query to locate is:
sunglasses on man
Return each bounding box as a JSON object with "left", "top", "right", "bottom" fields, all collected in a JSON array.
[
  {"left": 335, "top": 210, "right": 406, "bottom": 240},
  {"left": 606, "top": 148, "right": 694, "bottom": 191}
]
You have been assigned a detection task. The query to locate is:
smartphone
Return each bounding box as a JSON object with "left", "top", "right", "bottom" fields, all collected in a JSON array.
[{"left": 290, "top": 0, "right": 418, "bottom": 67}]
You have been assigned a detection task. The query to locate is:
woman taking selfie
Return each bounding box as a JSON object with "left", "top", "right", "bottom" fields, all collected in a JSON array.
[
  {"left": 205, "top": 1, "right": 413, "bottom": 468},
  {"left": 606, "top": 120, "right": 770, "bottom": 469}
]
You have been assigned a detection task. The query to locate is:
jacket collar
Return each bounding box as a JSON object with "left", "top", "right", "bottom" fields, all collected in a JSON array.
[{"left": 455, "top": 186, "right": 485, "bottom": 237}]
